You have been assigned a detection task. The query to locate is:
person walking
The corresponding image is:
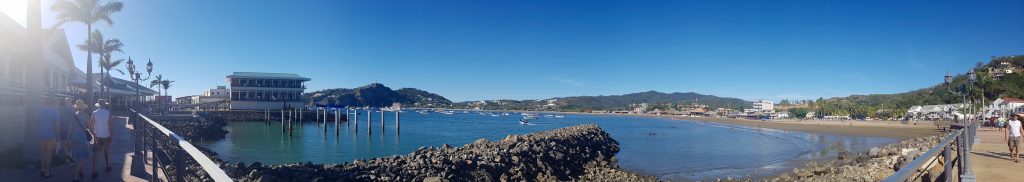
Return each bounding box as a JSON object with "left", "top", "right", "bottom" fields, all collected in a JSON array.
[
  {"left": 37, "top": 97, "right": 61, "bottom": 178},
  {"left": 89, "top": 99, "right": 113, "bottom": 178},
  {"left": 68, "top": 99, "right": 92, "bottom": 182},
  {"left": 998, "top": 115, "right": 1007, "bottom": 132},
  {"left": 1005, "top": 114, "right": 1024, "bottom": 162},
  {"left": 60, "top": 98, "right": 76, "bottom": 162}
]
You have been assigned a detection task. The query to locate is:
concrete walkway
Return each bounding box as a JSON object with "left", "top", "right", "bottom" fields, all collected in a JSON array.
[
  {"left": 970, "top": 126, "right": 1024, "bottom": 181},
  {"left": 0, "top": 115, "right": 165, "bottom": 182}
]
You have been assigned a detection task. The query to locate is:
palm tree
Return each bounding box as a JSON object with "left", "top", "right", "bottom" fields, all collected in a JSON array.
[
  {"left": 99, "top": 58, "right": 124, "bottom": 99},
  {"left": 52, "top": 0, "right": 123, "bottom": 105},
  {"left": 77, "top": 30, "right": 124, "bottom": 99},
  {"left": 161, "top": 79, "right": 174, "bottom": 97},
  {"left": 150, "top": 74, "right": 164, "bottom": 96}
]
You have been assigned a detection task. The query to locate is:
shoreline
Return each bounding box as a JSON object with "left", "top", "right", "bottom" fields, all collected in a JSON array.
[
  {"left": 187, "top": 110, "right": 942, "bottom": 181},
  {"left": 545, "top": 111, "right": 941, "bottom": 139}
]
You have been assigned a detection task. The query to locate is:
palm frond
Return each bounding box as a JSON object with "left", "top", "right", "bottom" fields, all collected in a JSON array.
[
  {"left": 110, "top": 68, "right": 125, "bottom": 75},
  {"left": 95, "top": 1, "right": 123, "bottom": 25}
]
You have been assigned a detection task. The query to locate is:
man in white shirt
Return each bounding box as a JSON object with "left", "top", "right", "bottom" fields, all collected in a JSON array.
[
  {"left": 1005, "top": 114, "right": 1024, "bottom": 163},
  {"left": 88, "top": 99, "right": 114, "bottom": 178}
]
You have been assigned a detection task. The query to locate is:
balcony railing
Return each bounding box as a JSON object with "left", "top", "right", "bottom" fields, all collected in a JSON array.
[{"left": 131, "top": 109, "right": 232, "bottom": 182}]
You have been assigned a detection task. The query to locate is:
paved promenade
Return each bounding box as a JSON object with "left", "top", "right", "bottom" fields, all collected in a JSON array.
[
  {"left": 0, "top": 115, "right": 164, "bottom": 181},
  {"left": 969, "top": 126, "right": 1024, "bottom": 181}
]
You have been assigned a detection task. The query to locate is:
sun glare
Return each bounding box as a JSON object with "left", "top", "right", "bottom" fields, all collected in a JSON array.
[{"left": 0, "top": 0, "right": 27, "bottom": 25}]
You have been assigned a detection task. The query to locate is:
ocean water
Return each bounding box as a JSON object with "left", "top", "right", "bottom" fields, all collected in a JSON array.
[{"left": 198, "top": 111, "right": 898, "bottom": 180}]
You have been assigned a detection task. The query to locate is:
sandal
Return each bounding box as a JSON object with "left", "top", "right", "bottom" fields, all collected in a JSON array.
[
  {"left": 92, "top": 172, "right": 98, "bottom": 179},
  {"left": 106, "top": 166, "right": 112, "bottom": 172},
  {"left": 42, "top": 173, "right": 53, "bottom": 179}
]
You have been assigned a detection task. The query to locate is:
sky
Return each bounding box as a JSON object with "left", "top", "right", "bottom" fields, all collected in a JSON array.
[{"left": 3, "top": 0, "right": 1023, "bottom": 102}]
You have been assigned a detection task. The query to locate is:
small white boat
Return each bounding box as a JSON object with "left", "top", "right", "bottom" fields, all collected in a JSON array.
[
  {"left": 554, "top": 115, "right": 565, "bottom": 118},
  {"left": 520, "top": 119, "right": 530, "bottom": 125},
  {"left": 522, "top": 114, "right": 537, "bottom": 120}
]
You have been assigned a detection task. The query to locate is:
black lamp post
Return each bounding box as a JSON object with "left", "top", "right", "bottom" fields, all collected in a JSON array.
[{"left": 126, "top": 57, "right": 153, "bottom": 111}]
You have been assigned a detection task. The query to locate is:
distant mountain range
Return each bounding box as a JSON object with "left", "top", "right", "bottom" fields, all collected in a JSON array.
[
  {"left": 452, "top": 91, "right": 751, "bottom": 112},
  {"left": 304, "top": 83, "right": 453, "bottom": 108}
]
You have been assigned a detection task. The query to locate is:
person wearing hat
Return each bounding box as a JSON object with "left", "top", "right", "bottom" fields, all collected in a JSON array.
[
  {"left": 88, "top": 99, "right": 113, "bottom": 178},
  {"left": 68, "top": 99, "right": 92, "bottom": 182},
  {"left": 1005, "top": 113, "right": 1024, "bottom": 163}
]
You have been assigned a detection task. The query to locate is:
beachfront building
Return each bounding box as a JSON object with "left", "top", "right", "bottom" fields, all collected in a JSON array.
[
  {"left": 753, "top": 99, "right": 774, "bottom": 113},
  {"left": 227, "top": 72, "right": 310, "bottom": 110},
  {"left": 175, "top": 86, "right": 231, "bottom": 110},
  {"left": 906, "top": 104, "right": 964, "bottom": 120},
  {"left": 93, "top": 74, "right": 158, "bottom": 110},
  {"left": 632, "top": 103, "right": 649, "bottom": 114},
  {"left": 985, "top": 97, "right": 1024, "bottom": 118},
  {"left": 1, "top": 13, "right": 90, "bottom": 153}
]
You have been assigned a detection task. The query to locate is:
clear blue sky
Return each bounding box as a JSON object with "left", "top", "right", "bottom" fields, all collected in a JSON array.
[{"left": 4, "top": 0, "right": 1023, "bottom": 102}]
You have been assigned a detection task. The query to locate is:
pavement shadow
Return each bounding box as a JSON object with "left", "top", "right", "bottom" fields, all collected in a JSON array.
[{"left": 973, "top": 151, "right": 1021, "bottom": 161}]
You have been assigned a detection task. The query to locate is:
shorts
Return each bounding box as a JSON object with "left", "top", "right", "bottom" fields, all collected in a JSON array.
[
  {"left": 1010, "top": 136, "right": 1021, "bottom": 148},
  {"left": 92, "top": 137, "right": 111, "bottom": 151}
]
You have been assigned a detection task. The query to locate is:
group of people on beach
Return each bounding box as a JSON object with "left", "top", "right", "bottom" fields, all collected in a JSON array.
[
  {"left": 37, "top": 97, "right": 115, "bottom": 182},
  {"left": 1001, "top": 114, "right": 1024, "bottom": 163}
]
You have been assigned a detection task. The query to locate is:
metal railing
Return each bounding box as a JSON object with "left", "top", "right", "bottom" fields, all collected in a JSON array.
[
  {"left": 884, "top": 120, "right": 977, "bottom": 182},
  {"left": 131, "top": 109, "right": 232, "bottom": 182}
]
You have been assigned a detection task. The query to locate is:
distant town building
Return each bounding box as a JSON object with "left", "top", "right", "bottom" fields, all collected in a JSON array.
[
  {"left": 753, "top": 100, "right": 774, "bottom": 112},
  {"left": 986, "top": 97, "right": 1024, "bottom": 118},
  {"left": 906, "top": 104, "right": 964, "bottom": 120},
  {"left": 175, "top": 86, "right": 231, "bottom": 110},
  {"left": 988, "top": 61, "right": 1018, "bottom": 79},
  {"left": 632, "top": 103, "right": 649, "bottom": 114},
  {"left": 226, "top": 72, "right": 310, "bottom": 110}
]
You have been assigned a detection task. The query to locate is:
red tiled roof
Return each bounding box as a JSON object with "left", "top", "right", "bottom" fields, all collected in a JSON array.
[{"left": 1003, "top": 97, "right": 1024, "bottom": 103}]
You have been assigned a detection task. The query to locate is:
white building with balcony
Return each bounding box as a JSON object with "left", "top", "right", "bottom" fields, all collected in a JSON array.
[
  {"left": 753, "top": 99, "right": 774, "bottom": 113},
  {"left": 227, "top": 72, "right": 310, "bottom": 110}
]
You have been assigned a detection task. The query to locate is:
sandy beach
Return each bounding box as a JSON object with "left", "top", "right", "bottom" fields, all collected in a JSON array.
[
  {"left": 665, "top": 116, "right": 942, "bottom": 139},
  {"left": 544, "top": 111, "right": 942, "bottom": 139}
]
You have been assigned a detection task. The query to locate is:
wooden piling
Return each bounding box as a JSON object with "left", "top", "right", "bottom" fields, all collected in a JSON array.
[
  {"left": 354, "top": 110, "right": 359, "bottom": 133},
  {"left": 381, "top": 110, "right": 385, "bottom": 132},
  {"left": 281, "top": 109, "right": 285, "bottom": 133},
  {"left": 396, "top": 110, "right": 400, "bottom": 133},
  {"left": 335, "top": 109, "right": 339, "bottom": 135},
  {"left": 367, "top": 109, "right": 372, "bottom": 135}
]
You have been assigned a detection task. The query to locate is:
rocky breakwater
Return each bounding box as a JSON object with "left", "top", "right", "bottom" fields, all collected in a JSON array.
[
  {"left": 223, "top": 124, "right": 657, "bottom": 182},
  {"left": 773, "top": 134, "right": 943, "bottom": 181},
  {"left": 149, "top": 114, "right": 229, "bottom": 142}
]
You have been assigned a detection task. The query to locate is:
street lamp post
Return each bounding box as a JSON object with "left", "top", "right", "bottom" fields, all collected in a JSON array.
[
  {"left": 945, "top": 70, "right": 977, "bottom": 182},
  {"left": 126, "top": 57, "right": 153, "bottom": 111}
]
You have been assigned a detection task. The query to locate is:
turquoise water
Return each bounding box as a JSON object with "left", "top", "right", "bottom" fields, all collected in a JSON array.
[{"left": 199, "top": 111, "right": 898, "bottom": 180}]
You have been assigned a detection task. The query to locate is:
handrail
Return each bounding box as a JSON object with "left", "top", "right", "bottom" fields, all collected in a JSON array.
[
  {"left": 133, "top": 109, "right": 233, "bottom": 181},
  {"left": 883, "top": 129, "right": 962, "bottom": 181},
  {"left": 883, "top": 120, "right": 976, "bottom": 182}
]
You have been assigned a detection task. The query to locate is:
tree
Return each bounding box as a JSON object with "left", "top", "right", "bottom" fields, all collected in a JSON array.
[
  {"left": 787, "top": 107, "right": 809, "bottom": 119},
  {"left": 52, "top": 0, "right": 123, "bottom": 106},
  {"left": 160, "top": 79, "right": 174, "bottom": 97},
  {"left": 150, "top": 74, "right": 163, "bottom": 96},
  {"left": 78, "top": 30, "right": 123, "bottom": 99}
]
